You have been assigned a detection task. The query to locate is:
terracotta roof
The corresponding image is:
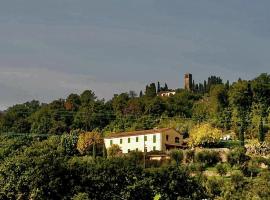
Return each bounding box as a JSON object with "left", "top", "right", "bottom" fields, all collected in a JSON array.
[{"left": 105, "top": 128, "right": 174, "bottom": 139}]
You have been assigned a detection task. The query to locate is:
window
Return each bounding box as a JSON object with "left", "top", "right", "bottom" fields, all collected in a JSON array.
[
  {"left": 128, "top": 138, "right": 131, "bottom": 143},
  {"left": 110, "top": 140, "right": 113, "bottom": 145},
  {"left": 175, "top": 137, "right": 180, "bottom": 143},
  {"left": 153, "top": 146, "right": 156, "bottom": 151},
  {"left": 128, "top": 149, "right": 131, "bottom": 153},
  {"left": 144, "top": 147, "right": 148, "bottom": 152},
  {"left": 166, "top": 135, "right": 169, "bottom": 141},
  {"left": 144, "top": 136, "right": 147, "bottom": 141},
  {"left": 120, "top": 139, "right": 122, "bottom": 144},
  {"left": 136, "top": 137, "right": 139, "bottom": 142},
  {"left": 153, "top": 135, "right": 156, "bottom": 143}
]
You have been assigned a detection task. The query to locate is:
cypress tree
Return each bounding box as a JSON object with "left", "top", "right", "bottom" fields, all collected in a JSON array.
[
  {"left": 139, "top": 90, "right": 143, "bottom": 97},
  {"left": 157, "top": 82, "right": 161, "bottom": 93},
  {"left": 164, "top": 83, "right": 168, "bottom": 91},
  {"left": 259, "top": 116, "right": 265, "bottom": 142}
]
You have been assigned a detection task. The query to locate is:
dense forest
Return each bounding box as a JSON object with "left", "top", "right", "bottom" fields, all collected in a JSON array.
[{"left": 1, "top": 73, "right": 270, "bottom": 199}]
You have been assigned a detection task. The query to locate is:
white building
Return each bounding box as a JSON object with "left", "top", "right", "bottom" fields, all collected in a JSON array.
[
  {"left": 158, "top": 91, "right": 176, "bottom": 97},
  {"left": 104, "top": 128, "right": 183, "bottom": 154}
]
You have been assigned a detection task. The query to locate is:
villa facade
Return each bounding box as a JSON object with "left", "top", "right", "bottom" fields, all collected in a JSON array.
[{"left": 104, "top": 128, "right": 183, "bottom": 153}]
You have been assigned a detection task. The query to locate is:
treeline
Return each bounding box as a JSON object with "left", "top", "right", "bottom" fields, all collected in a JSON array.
[{"left": 0, "top": 73, "right": 270, "bottom": 142}]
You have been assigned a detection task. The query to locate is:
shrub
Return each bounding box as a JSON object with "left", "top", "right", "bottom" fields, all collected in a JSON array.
[
  {"left": 227, "top": 147, "right": 250, "bottom": 166},
  {"left": 230, "top": 171, "right": 245, "bottom": 190},
  {"left": 216, "top": 163, "right": 229, "bottom": 176},
  {"left": 188, "top": 163, "right": 206, "bottom": 173},
  {"left": 72, "top": 193, "right": 90, "bottom": 200},
  {"left": 169, "top": 149, "right": 184, "bottom": 166},
  {"left": 107, "top": 144, "right": 122, "bottom": 157},
  {"left": 195, "top": 150, "right": 221, "bottom": 167},
  {"left": 185, "top": 149, "right": 195, "bottom": 163},
  {"left": 205, "top": 177, "right": 224, "bottom": 198},
  {"left": 241, "top": 160, "right": 261, "bottom": 178},
  {"left": 126, "top": 151, "right": 144, "bottom": 166}
]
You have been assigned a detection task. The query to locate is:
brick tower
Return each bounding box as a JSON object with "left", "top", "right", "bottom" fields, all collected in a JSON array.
[{"left": 184, "top": 73, "right": 192, "bottom": 91}]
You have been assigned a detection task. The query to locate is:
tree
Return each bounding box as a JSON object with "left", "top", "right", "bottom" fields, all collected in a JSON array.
[
  {"left": 0, "top": 136, "right": 70, "bottom": 200},
  {"left": 145, "top": 83, "right": 157, "bottom": 98},
  {"left": 164, "top": 83, "right": 168, "bottom": 91},
  {"left": 151, "top": 166, "right": 208, "bottom": 200},
  {"left": 77, "top": 131, "right": 103, "bottom": 156},
  {"left": 157, "top": 81, "right": 161, "bottom": 93},
  {"left": 29, "top": 106, "right": 53, "bottom": 135},
  {"left": 123, "top": 98, "right": 143, "bottom": 116},
  {"left": 112, "top": 93, "right": 130, "bottom": 116},
  {"left": 169, "top": 149, "right": 184, "bottom": 166},
  {"left": 252, "top": 73, "right": 270, "bottom": 115},
  {"left": 258, "top": 116, "right": 265, "bottom": 142},
  {"left": 216, "top": 163, "right": 229, "bottom": 176},
  {"left": 65, "top": 93, "right": 81, "bottom": 111},
  {"left": 0, "top": 101, "right": 41, "bottom": 133},
  {"left": 128, "top": 90, "right": 137, "bottom": 99},
  {"left": 229, "top": 80, "right": 253, "bottom": 145},
  {"left": 107, "top": 144, "right": 122, "bottom": 157},
  {"left": 227, "top": 147, "right": 250, "bottom": 166},
  {"left": 139, "top": 91, "right": 143, "bottom": 97},
  {"left": 188, "top": 123, "right": 223, "bottom": 147},
  {"left": 61, "top": 130, "right": 80, "bottom": 156},
  {"left": 80, "top": 90, "right": 96, "bottom": 106},
  {"left": 144, "top": 97, "right": 165, "bottom": 116}
]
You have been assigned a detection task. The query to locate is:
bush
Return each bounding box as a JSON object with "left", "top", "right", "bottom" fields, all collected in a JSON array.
[
  {"left": 185, "top": 149, "right": 195, "bottom": 163},
  {"left": 107, "top": 144, "right": 122, "bottom": 158},
  {"left": 195, "top": 150, "right": 221, "bottom": 167},
  {"left": 241, "top": 160, "right": 261, "bottom": 178},
  {"left": 216, "top": 163, "right": 229, "bottom": 176},
  {"left": 227, "top": 147, "right": 250, "bottom": 166},
  {"left": 126, "top": 151, "right": 144, "bottom": 166},
  {"left": 72, "top": 193, "right": 90, "bottom": 200},
  {"left": 188, "top": 163, "right": 206, "bottom": 173},
  {"left": 205, "top": 177, "right": 224, "bottom": 198},
  {"left": 230, "top": 171, "right": 245, "bottom": 190},
  {"left": 145, "top": 160, "right": 161, "bottom": 168},
  {"left": 169, "top": 149, "right": 184, "bottom": 166},
  {"left": 151, "top": 166, "right": 208, "bottom": 199}
]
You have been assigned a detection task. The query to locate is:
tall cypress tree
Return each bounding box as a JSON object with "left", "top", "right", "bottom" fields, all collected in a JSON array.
[
  {"left": 139, "top": 90, "right": 143, "bottom": 97},
  {"left": 157, "top": 82, "right": 161, "bottom": 93},
  {"left": 259, "top": 116, "right": 265, "bottom": 143},
  {"left": 164, "top": 83, "right": 168, "bottom": 91}
]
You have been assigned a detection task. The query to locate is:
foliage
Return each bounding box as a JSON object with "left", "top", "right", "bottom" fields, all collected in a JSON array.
[
  {"left": 184, "top": 149, "right": 195, "bottom": 163},
  {"left": 169, "top": 149, "right": 184, "bottom": 166},
  {"left": 61, "top": 130, "right": 79, "bottom": 156},
  {"left": 151, "top": 166, "right": 208, "bottom": 200},
  {"left": 227, "top": 147, "right": 250, "bottom": 166},
  {"left": 76, "top": 131, "right": 103, "bottom": 156},
  {"left": 0, "top": 136, "right": 69, "bottom": 200},
  {"left": 195, "top": 150, "right": 221, "bottom": 167},
  {"left": 71, "top": 193, "right": 90, "bottom": 200},
  {"left": 107, "top": 144, "right": 122, "bottom": 157},
  {"left": 189, "top": 123, "right": 223, "bottom": 147},
  {"left": 1, "top": 74, "right": 270, "bottom": 199},
  {"left": 216, "top": 163, "right": 229, "bottom": 176}
]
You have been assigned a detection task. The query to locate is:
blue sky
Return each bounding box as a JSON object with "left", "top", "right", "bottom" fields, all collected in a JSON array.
[{"left": 0, "top": 0, "right": 270, "bottom": 109}]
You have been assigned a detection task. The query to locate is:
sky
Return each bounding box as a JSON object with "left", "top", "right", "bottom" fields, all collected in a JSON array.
[{"left": 0, "top": 0, "right": 270, "bottom": 110}]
